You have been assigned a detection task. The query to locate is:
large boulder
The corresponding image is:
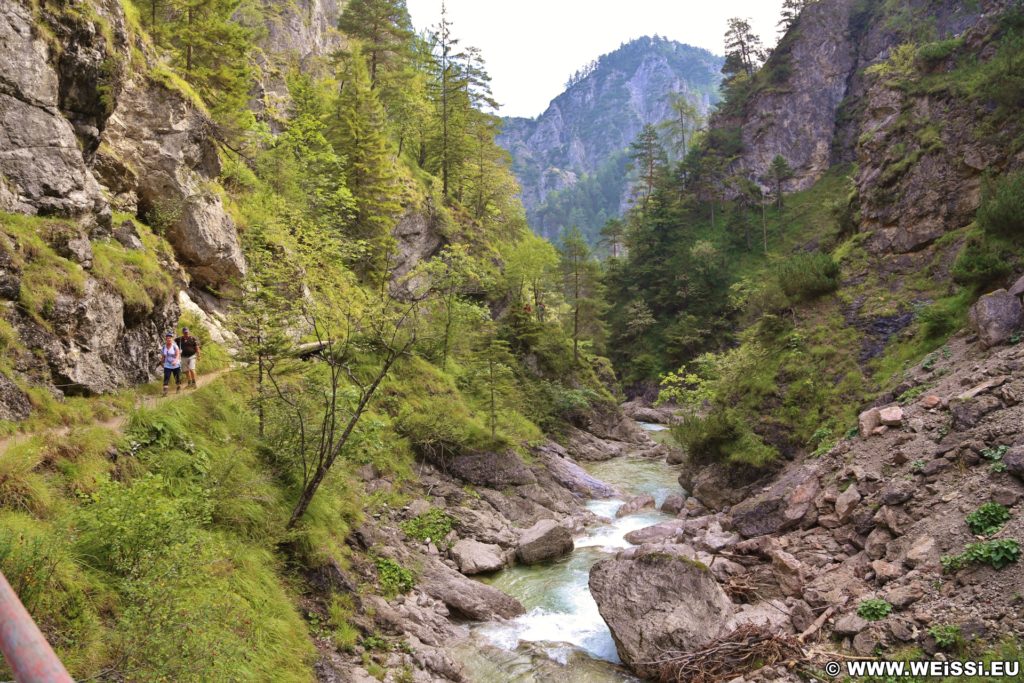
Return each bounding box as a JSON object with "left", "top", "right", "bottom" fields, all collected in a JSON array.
[
  {"left": 729, "top": 467, "right": 819, "bottom": 538},
  {"left": 418, "top": 560, "right": 524, "bottom": 620},
  {"left": 615, "top": 494, "right": 656, "bottom": 518},
  {"left": 969, "top": 289, "right": 1023, "bottom": 348},
  {"left": 1006, "top": 446, "right": 1024, "bottom": 481},
  {"left": 448, "top": 539, "right": 507, "bottom": 575},
  {"left": 589, "top": 547, "right": 734, "bottom": 676},
  {"left": 534, "top": 441, "right": 619, "bottom": 498},
  {"left": 623, "top": 520, "right": 685, "bottom": 545},
  {"left": 515, "top": 519, "right": 574, "bottom": 565},
  {"left": 443, "top": 451, "right": 537, "bottom": 487}
]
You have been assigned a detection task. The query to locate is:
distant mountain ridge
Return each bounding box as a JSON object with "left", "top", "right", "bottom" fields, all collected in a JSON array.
[{"left": 498, "top": 36, "right": 723, "bottom": 242}]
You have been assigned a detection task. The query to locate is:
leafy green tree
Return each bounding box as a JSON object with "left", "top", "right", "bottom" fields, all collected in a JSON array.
[
  {"left": 503, "top": 232, "right": 560, "bottom": 317},
  {"left": 338, "top": 0, "right": 414, "bottom": 88},
  {"left": 559, "top": 227, "right": 606, "bottom": 361}
]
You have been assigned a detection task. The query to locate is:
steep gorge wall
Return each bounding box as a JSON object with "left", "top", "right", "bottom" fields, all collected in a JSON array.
[
  {"left": 733, "top": 0, "right": 1019, "bottom": 254},
  {"left": 0, "top": 0, "right": 244, "bottom": 404}
]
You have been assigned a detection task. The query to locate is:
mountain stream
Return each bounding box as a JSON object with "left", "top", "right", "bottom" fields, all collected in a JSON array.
[{"left": 457, "top": 423, "right": 680, "bottom": 681}]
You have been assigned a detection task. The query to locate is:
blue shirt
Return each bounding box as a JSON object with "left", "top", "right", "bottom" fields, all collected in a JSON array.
[{"left": 161, "top": 342, "right": 180, "bottom": 369}]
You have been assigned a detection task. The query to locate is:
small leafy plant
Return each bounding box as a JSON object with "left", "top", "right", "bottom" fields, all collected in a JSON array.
[
  {"left": 928, "top": 623, "right": 962, "bottom": 650},
  {"left": 982, "top": 445, "right": 1010, "bottom": 473},
  {"left": 910, "top": 459, "right": 926, "bottom": 473},
  {"left": 400, "top": 508, "right": 455, "bottom": 547},
  {"left": 374, "top": 557, "right": 415, "bottom": 597},
  {"left": 942, "top": 539, "right": 1021, "bottom": 572},
  {"left": 966, "top": 502, "right": 1011, "bottom": 536},
  {"left": 857, "top": 598, "right": 893, "bottom": 621}
]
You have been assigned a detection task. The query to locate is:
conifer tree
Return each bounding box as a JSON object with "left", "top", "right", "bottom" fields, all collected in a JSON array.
[
  {"left": 722, "top": 17, "right": 765, "bottom": 81},
  {"left": 338, "top": 0, "right": 415, "bottom": 88},
  {"left": 767, "top": 154, "right": 795, "bottom": 210},
  {"left": 426, "top": 2, "right": 475, "bottom": 200},
  {"left": 628, "top": 124, "right": 667, "bottom": 214},
  {"left": 559, "top": 227, "right": 606, "bottom": 362},
  {"left": 331, "top": 47, "right": 401, "bottom": 273},
  {"left": 167, "top": 0, "right": 256, "bottom": 133},
  {"left": 778, "top": 0, "right": 814, "bottom": 33},
  {"left": 661, "top": 92, "right": 702, "bottom": 162}
]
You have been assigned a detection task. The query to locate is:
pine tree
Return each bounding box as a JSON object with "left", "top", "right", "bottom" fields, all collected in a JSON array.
[
  {"left": 628, "top": 124, "right": 667, "bottom": 214},
  {"left": 167, "top": 0, "right": 256, "bottom": 133},
  {"left": 767, "top": 155, "right": 795, "bottom": 210},
  {"left": 778, "top": 0, "right": 814, "bottom": 34},
  {"left": 469, "top": 336, "right": 516, "bottom": 441},
  {"left": 338, "top": 0, "right": 414, "bottom": 89},
  {"left": 277, "top": 74, "right": 354, "bottom": 231},
  {"left": 427, "top": 1, "right": 467, "bottom": 199},
  {"left": 598, "top": 218, "right": 627, "bottom": 259},
  {"left": 331, "top": 47, "right": 401, "bottom": 273},
  {"left": 722, "top": 17, "right": 765, "bottom": 81},
  {"left": 661, "top": 92, "right": 702, "bottom": 162}
]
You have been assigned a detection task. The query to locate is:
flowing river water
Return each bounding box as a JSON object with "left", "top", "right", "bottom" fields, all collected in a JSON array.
[{"left": 457, "top": 423, "right": 681, "bottom": 681}]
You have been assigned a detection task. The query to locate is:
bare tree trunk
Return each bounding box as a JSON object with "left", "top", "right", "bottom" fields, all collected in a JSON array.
[{"left": 286, "top": 350, "right": 402, "bottom": 529}]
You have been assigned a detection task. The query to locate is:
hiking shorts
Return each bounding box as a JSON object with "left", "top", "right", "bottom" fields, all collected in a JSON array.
[
  {"left": 182, "top": 355, "right": 197, "bottom": 371},
  {"left": 163, "top": 367, "right": 181, "bottom": 385}
]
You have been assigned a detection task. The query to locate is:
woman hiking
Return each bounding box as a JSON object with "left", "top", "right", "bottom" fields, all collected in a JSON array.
[{"left": 160, "top": 331, "right": 182, "bottom": 396}]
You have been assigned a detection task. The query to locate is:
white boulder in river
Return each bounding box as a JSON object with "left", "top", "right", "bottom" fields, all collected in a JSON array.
[
  {"left": 515, "top": 519, "right": 574, "bottom": 565},
  {"left": 589, "top": 545, "right": 734, "bottom": 677},
  {"left": 449, "top": 539, "right": 507, "bottom": 575}
]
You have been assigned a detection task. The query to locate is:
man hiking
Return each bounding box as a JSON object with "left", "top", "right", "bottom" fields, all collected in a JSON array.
[
  {"left": 160, "top": 331, "right": 182, "bottom": 396},
  {"left": 176, "top": 326, "right": 201, "bottom": 389}
]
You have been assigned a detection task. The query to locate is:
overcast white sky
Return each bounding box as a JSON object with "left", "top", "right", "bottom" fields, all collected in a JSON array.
[{"left": 406, "top": 1, "right": 785, "bottom": 118}]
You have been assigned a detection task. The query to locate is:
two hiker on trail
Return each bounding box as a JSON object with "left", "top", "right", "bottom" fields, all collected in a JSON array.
[{"left": 159, "top": 327, "right": 201, "bottom": 396}]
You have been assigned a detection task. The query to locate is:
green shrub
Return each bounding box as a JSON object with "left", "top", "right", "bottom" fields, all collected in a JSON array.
[
  {"left": 74, "top": 474, "right": 205, "bottom": 576},
  {"left": 915, "top": 38, "right": 962, "bottom": 68},
  {"left": 400, "top": 508, "right": 455, "bottom": 546},
  {"left": 951, "top": 236, "right": 1013, "bottom": 288},
  {"left": 977, "top": 172, "right": 1024, "bottom": 240},
  {"left": 774, "top": 252, "right": 840, "bottom": 303},
  {"left": 965, "top": 502, "right": 1012, "bottom": 536},
  {"left": 672, "top": 409, "right": 776, "bottom": 468},
  {"left": 942, "top": 539, "right": 1021, "bottom": 571},
  {"left": 916, "top": 292, "right": 971, "bottom": 339},
  {"left": 928, "top": 623, "right": 962, "bottom": 650},
  {"left": 857, "top": 598, "right": 893, "bottom": 621},
  {"left": 375, "top": 557, "right": 415, "bottom": 597}
]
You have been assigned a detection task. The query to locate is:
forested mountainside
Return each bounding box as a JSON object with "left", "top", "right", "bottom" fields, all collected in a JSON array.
[
  {"left": 498, "top": 36, "right": 723, "bottom": 244},
  {"left": 0, "top": 0, "right": 643, "bottom": 680},
  {"left": 2, "top": 0, "right": 1024, "bottom": 681}
]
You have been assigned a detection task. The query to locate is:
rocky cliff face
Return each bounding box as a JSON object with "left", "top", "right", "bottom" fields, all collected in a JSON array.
[
  {"left": 731, "top": 0, "right": 1017, "bottom": 254},
  {"left": 249, "top": 0, "right": 343, "bottom": 126},
  {"left": 498, "top": 36, "right": 722, "bottom": 239},
  {"left": 0, "top": 0, "right": 244, "bottom": 405}
]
